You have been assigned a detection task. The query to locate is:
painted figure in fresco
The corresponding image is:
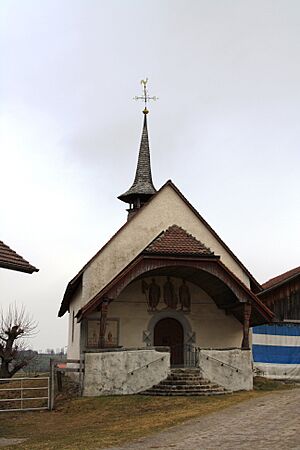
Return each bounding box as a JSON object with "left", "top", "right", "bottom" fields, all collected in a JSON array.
[
  {"left": 107, "top": 330, "right": 113, "bottom": 345},
  {"left": 142, "top": 278, "right": 161, "bottom": 311},
  {"left": 179, "top": 279, "right": 191, "bottom": 312},
  {"left": 148, "top": 278, "right": 161, "bottom": 311},
  {"left": 164, "top": 277, "right": 177, "bottom": 309}
]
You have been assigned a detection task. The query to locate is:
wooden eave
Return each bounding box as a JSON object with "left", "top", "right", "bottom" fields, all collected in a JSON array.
[{"left": 76, "top": 253, "right": 273, "bottom": 326}]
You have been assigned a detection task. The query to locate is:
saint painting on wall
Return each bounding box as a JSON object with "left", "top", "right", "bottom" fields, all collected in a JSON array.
[
  {"left": 142, "top": 278, "right": 161, "bottom": 311},
  {"left": 141, "top": 277, "right": 192, "bottom": 313},
  {"left": 87, "top": 319, "right": 119, "bottom": 348},
  {"left": 179, "top": 279, "right": 191, "bottom": 312}
]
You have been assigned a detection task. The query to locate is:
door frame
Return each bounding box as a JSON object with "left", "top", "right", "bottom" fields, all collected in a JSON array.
[{"left": 147, "top": 310, "right": 193, "bottom": 359}]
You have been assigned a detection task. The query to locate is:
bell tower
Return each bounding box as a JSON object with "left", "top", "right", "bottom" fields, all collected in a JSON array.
[{"left": 118, "top": 79, "right": 157, "bottom": 219}]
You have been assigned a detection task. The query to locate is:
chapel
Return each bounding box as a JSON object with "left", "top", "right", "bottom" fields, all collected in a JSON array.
[{"left": 58, "top": 82, "right": 275, "bottom": 394}]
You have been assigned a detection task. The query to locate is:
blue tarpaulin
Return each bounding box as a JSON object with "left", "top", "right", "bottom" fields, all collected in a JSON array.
[{"left": 252, "top": 323, "right": 300, "bottom": 379}]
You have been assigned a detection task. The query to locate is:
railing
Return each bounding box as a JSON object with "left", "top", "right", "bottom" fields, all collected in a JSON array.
[
  {"left": 170, "top": 344, "right": 200, "bottom": 367},
  {"left": 0, "top": 377, "right": 50, "bottom": 412},
  {"left": 203, "top": 354, "right": 241, "bottom": 373},
  {"left": 128, "top": 355, "right": 167, "bottom": 376}
]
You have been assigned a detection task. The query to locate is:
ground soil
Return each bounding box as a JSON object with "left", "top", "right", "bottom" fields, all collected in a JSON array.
[
  {"left": 106, "top": 387, "right": 300, "bottom": 450},
  {"left": 0, "top": 378, "right": 297, "bottom": 449}
]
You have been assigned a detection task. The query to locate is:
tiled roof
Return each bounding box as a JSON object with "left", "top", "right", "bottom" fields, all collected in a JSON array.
[
  {"left": 0, "top": 240, "right": 38, "bottom": 274},
  {"left": 144, "top": 225, "right": 215, "bottom": 256},
  {"left": 118, "top": 112, "right": 156, "bottom": 203},
  {"left": 262, "top": 266, "right": 300, "bottom": 290}
]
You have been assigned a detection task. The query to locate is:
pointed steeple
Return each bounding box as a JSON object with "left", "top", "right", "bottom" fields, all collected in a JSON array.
[
  {"left": 118, "top": 80, "right": 158, "bottom": 219},
  {"left": 118, "top": 108, "right": 156, "bottom": 209}
]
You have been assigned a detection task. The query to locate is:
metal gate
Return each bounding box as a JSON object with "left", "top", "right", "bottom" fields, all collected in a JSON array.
[{"left": 0, "top": 377, "right": 50, "bottom": 412}]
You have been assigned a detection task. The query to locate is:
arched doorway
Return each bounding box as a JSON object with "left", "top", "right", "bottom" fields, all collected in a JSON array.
[{"left": 154, "top": 318, "right": 184, "bottom": 366}]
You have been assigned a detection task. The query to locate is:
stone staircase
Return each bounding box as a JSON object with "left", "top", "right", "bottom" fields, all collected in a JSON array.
[{"left": 141, "top": 368, "right": 230, "bottom": 396}]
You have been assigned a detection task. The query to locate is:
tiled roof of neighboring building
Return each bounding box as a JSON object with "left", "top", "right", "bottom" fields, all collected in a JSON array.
[
  {"left": 0, "top": 240, "right": 38, "bottom": 274},
  {"left": 144, "top": 225, "right": 215, "bottom": 256},
  {"left": 262, "top": 266, "right": 300, "bottom": 290}
]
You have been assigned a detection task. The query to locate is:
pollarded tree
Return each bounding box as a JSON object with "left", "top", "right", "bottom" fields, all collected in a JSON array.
[{"left": 0, "top": 304, "right": 38, "bottom": 379}]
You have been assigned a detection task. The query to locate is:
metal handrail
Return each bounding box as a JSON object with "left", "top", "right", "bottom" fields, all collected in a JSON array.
[
  {"left": 203, "top": 354, "right": 241, "bottom": 373},
  {"left": 128, "top": 355, "right": 167, "bottom": 376}
]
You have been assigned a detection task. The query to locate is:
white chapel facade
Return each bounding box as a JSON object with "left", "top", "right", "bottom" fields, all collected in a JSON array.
[{"left": 58, "top": 91, "right": 274, "bottom": 391}]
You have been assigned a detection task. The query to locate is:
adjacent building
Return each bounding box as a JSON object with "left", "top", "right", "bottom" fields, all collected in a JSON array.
[
  {"left": 0, "top": 240, "right": 38, "bottom": 274},
  {"left": 253, "top": 266, "right": 300, "bottom": 379}
]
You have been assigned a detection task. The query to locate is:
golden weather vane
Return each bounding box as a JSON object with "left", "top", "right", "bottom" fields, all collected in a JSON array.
[{"left": 133, "top": 78, "right": 158, "bottom": 113}]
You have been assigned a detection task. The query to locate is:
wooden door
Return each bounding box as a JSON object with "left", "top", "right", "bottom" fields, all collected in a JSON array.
[{"left": 154, "top": 318, "right": 184, "bottom": 366}]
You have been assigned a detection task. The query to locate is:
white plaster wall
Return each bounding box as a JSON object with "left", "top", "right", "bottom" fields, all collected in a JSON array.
[
  {"left": 67, "top": 286, "right": 82, "bottom": 360},
  {"left": 85, "top": 278, "right": 243, "bottom": 350},
  {"left": 80, "top": 184, "right": 250, "bottom": 309},
  {"left": 198, "top": 349, "right": 253, "bottom": 391},
  {"left": 83, "top": 349, "right": 170, "bottom": 396}
]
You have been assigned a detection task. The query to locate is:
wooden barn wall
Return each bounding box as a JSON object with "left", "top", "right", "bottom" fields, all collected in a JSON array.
[{"left": 260, "top": 277, "right": 300, "bottom": 321}]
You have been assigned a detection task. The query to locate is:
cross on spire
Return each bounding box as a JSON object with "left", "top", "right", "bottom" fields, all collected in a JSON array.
[{"left": 134, "top": 78, "right": 158, "bottom": 113}]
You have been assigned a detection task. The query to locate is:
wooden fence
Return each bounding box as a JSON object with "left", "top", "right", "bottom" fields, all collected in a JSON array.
[{"left": 49, "top": 356, "right": 84, "bottom": 410}]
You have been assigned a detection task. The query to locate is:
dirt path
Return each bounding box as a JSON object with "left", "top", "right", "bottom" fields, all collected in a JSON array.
[{"left": 106, "top": 389, "right": 300, "bottom": 450}]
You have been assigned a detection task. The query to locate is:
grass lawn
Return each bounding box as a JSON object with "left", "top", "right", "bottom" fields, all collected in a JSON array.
[{"left": 0, "top": 378, "right": 297, "bottom": 450}]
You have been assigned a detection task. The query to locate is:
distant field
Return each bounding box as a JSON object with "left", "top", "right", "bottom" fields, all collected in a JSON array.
[{"left": 0, "top": 378, "right": 297, "bottom": 450}]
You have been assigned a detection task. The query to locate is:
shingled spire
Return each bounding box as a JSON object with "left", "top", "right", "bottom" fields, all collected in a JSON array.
[{"left": 118, "top": 79, "right": 157, "bottom": 219}]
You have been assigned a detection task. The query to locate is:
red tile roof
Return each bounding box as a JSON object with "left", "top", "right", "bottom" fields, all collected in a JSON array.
[
  {"left": 0, "top": 241, "right": 38, "bottom": 274},
  {"left": 262, "top": 266, "right": 300, "bottom": 290},
  {"left": 144, "top": 225, "right": 215, "bottom": 256}
]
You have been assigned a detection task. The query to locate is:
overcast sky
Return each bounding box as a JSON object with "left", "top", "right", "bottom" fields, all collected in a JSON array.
[{"left": 0, "top": 0, "right": 299, "bottom": 351}]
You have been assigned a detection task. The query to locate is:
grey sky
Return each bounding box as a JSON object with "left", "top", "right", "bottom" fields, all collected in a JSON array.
[{"left": 0, "top": 0, "right": 299, "bottom": 350}]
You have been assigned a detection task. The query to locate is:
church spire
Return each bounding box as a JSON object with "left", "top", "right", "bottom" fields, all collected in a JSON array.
[{"left": 118, "top": 79, "right": 158, "bottom": 218}]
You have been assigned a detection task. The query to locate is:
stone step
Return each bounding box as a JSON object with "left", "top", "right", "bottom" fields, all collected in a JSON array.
[
  {"left": 158, "top": 379, "right": 219, "bottom": 385},
  {"left": 159, "top": 381, "right": 214, "bottom": 387},
  {"left": 157, "top": 384, "right": 223, "bottom": 390},
  {"left": 166, "top": 380, "right": 206, "bottom": 384},
  {"left": 168, "top": 373, "right": 204, "bottom": 377},
  {"left": 144, "top": 384, "right": 226, "bottom": 392},
  {"left": 147, "top": 384, "right": 225, "bottom": 391},
  {"left": 139, "top": 368, "right": 229, "bottom": 397},
  {"left": 171, "top": 369, "right": 201, "bottom": 374},
  {"left": 142, "top": 390, "right": 229, "bottom": 396},
  {"left": 145, "top": 389, "right": 225, "bottom": 395},
  {"left": 167, "top": 377, "right": 209, "bottom": 382}
]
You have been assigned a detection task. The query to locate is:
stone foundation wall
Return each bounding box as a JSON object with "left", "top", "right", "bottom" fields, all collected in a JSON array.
[
  {"left": 198, "top": 348, "right": 253, "bottom": 391},
  {"left": 83, "top": 348, "right": 170, "bottom": 396}
]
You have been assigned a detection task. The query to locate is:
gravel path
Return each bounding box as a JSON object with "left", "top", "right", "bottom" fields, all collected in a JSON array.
[{"left": 105, "top": 389, "right": 300, "bottom": 450}]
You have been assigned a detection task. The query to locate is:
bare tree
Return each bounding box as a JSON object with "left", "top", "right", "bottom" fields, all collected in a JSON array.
[{"left": 0, "top": 304, "right": 38, "bottom": 379}]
